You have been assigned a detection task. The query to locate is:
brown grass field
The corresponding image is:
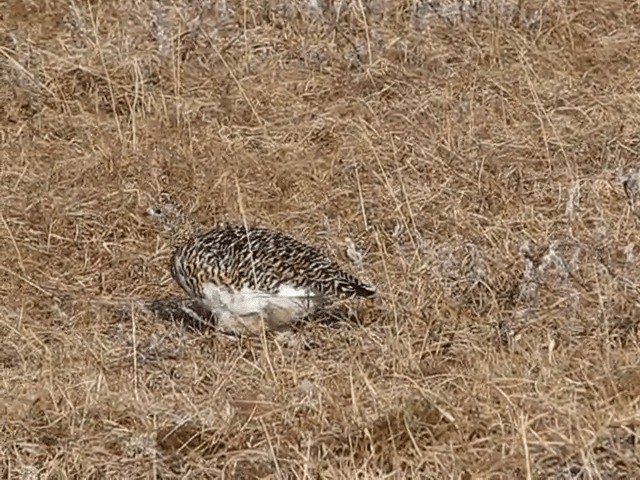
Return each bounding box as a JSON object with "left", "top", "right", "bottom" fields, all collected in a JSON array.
[{"left": 2, "top": 0, "right": 640, "bottom": 478}]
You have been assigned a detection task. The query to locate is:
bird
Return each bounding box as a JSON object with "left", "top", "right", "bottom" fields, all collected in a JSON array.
[{"left": 146, "top": 195, "right": 376, "bottom": 334}]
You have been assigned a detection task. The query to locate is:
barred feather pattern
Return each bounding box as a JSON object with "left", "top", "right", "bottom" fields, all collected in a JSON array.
[{"left": 171, "top": 224, "right": 376, "bottom": 301}]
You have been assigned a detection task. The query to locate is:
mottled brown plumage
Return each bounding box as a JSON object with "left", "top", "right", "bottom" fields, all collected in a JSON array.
[
  {"left": 169, "top": 223, "right": 375, "bottom": 299},
  {"left": 147, "top": 198, "right": 376, "bottom": 331}
]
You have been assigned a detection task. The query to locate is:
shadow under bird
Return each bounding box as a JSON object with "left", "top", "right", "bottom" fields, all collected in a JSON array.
[{"left": 146, "top": 200, "right": 376, "bottom": 334}]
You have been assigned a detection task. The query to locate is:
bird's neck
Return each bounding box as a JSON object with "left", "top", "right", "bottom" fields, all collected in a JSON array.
[{"left": 167, "top": 217, "right": 201, "bottom": 247}]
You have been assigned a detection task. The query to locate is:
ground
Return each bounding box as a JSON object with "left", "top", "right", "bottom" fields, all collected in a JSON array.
[{"left": 1, "top": 0, "right": 639, "bottom": 478}]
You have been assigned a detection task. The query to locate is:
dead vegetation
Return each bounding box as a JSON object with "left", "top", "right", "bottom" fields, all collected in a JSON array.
[{"left": 1, "top": 0, "right": 639, "bottom": 478}]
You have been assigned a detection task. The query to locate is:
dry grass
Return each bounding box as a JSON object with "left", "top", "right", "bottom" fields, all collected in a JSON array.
[{"left": 2, "top": 0, "right": 640, "bottom": 478}]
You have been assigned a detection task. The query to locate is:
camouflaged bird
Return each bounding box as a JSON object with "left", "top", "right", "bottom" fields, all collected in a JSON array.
[{"left": 146, "top": 197, "right": 376, "bottom": 333}]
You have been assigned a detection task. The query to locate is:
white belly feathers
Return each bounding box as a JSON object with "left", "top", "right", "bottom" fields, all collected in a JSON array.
[{"left": 201, "top": 282, "right": 322, "bottom": 319}]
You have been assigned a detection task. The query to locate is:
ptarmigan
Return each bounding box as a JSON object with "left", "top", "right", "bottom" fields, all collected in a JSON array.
[{"left": 146, "top": 197, "right": 376, "bottom": 334}]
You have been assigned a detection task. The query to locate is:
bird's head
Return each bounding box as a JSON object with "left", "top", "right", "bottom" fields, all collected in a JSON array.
[{"left": 146, "top": 193, "right": 200, "bottom": 245}]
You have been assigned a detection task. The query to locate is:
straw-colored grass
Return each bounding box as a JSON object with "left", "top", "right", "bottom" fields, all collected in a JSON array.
[{"left": 2, "top": 1, "right": 639, "bottom": 478}]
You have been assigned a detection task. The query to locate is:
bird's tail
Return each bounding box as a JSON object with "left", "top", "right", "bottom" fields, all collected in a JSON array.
[{"left": 335, "top": 273, "right": 377, "bottom": 298}]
